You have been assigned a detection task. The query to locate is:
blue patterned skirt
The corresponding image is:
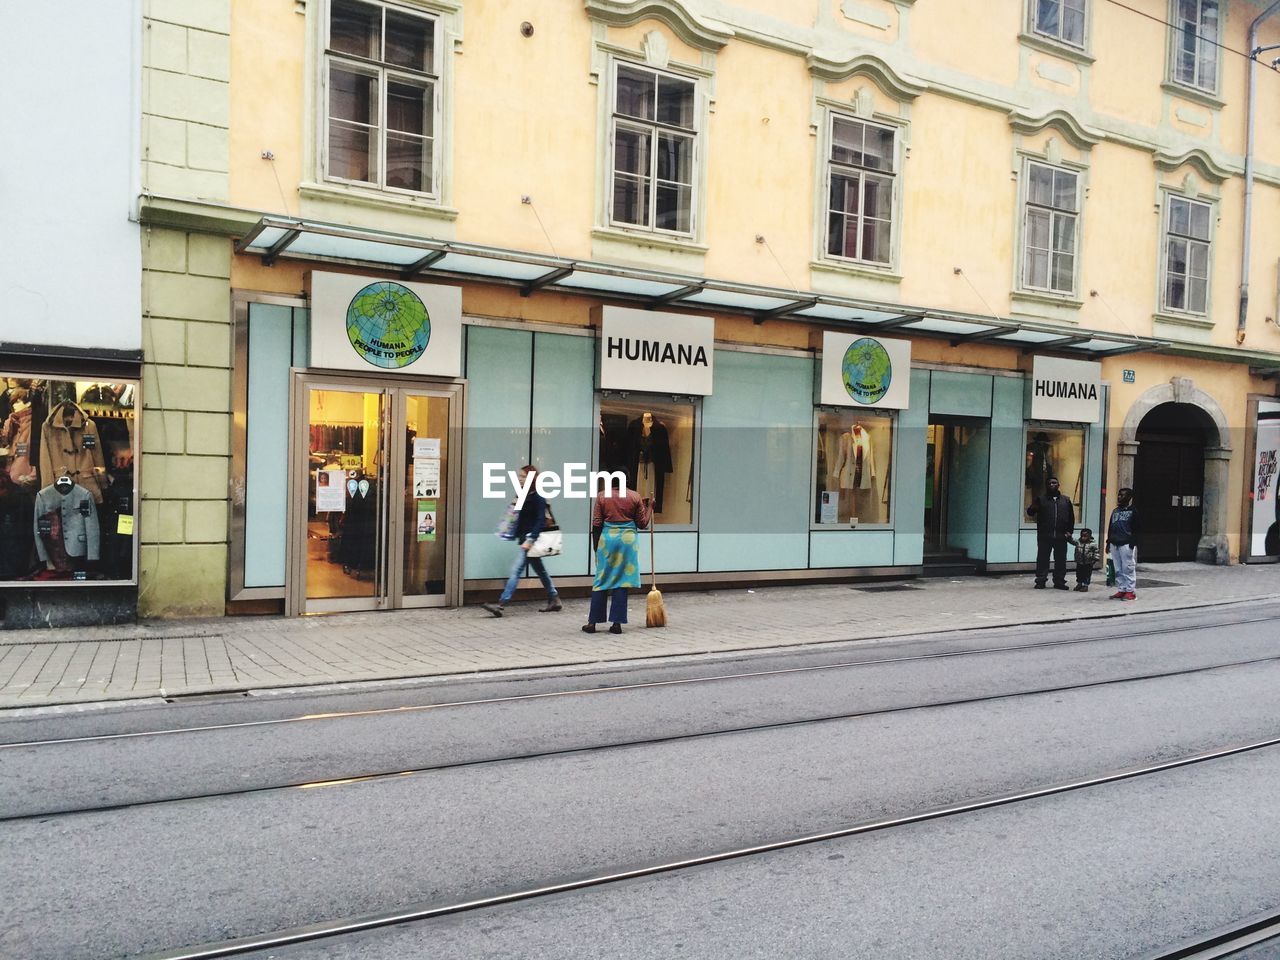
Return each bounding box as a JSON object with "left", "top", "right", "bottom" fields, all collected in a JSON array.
[{"left": 593, "top": 521, "right": 641, "bottom": 591}]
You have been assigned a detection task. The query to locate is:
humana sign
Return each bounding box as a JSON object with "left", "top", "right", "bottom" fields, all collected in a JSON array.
[
  {"left": 1033, "top": 379, "right": 1099, "bottom": 400},
  {"left": 606, "top": 337, "right": 709, "bottom": 367}
]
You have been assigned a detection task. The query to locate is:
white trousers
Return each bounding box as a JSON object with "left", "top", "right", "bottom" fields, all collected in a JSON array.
[{"left": 1112, "top": 543, "right": 1137, "bottom": 593}]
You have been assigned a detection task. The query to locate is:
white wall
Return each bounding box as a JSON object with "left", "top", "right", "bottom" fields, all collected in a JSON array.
[{"left": 0, "top": 0, "right": 141, "bottom": 352}]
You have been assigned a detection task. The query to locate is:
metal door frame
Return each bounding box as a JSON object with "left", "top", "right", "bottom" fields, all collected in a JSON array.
[{"left": 286, "top": 371, "right": 466, "bottom": 616}]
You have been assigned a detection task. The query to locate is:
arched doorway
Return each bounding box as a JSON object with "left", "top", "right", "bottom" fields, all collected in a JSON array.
[
  {"left": 1117, "top": 377, "right": 1232, "bottom": 565},
  {"left": 1134, "top": 403, "right": 1213, "bottom": 561}
]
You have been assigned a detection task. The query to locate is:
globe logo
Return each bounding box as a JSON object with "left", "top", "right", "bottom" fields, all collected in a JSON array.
[
  {"left": 345, "top": 281, "right": 431, "bottom": 369},
  {"left": 842, "top": 337, "right": 892, "bottom": 404}
]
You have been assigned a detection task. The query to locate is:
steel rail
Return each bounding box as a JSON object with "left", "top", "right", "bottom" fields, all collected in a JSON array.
[
  {"left": 4, "top": 609, "right": 1275, "bottom": 751},
  {"left": 9, "top": 647, "right": 1280, "bottom": 823},
  {"left": 128, "top": 735, "right": 1280, "bottom": 960},
  {"left": 1130, "top": 910, "right": 1280, "bottom": 959}
]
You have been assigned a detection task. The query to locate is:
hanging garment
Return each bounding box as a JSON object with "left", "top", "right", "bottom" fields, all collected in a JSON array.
[
  {"left": 40, "top": 401, "right": 108, "bottom": 503},
  {"left": 833, "top": 427, "right": 877, "bottom": 492},
  {"left": 1, "top": 405, "right": 38, "bottom": 486},
  {"left": 626, "top": 418, "right": 673, "bottom": 512},
  {"left": 33, "top": 482, "right": 101, "bottom": 568},
  {"left": 0, "top": 471, "right": 35, "bottom": 578}
]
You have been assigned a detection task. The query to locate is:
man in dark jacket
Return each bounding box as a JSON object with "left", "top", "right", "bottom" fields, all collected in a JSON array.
[
  {"left": 483, "top": 465, "right": 561, "bottom": 617},
  {"left": 1026, "top": 476, "right": 1075, "bottom": 590}
]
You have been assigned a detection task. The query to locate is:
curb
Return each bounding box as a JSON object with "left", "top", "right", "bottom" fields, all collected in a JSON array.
[{"left": 2, "top": 591, "right": 1277, "bottom": 715}]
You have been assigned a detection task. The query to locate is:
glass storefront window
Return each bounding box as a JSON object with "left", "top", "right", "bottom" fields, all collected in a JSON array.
[
  {"left": 1024, "top": 423, "right": 1084, "bottom": 515},
  {"left": 598, "top": 395, "right": 696, "bottom": 526},
  {"left": 0, "top": 375, "right": 138, "bottom": 584},
  {"left": 814, "top": 410, "right": 893, "bottom": 525}
]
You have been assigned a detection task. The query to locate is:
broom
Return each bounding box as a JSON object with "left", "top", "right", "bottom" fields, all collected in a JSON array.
[{"left": 645, "top": 478, "right": 667, "bottom": 628}]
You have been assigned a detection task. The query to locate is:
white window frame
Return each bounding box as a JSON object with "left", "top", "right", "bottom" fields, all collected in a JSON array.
[
  {"left": 1161, "top": 194, "right": 1214, "bottom": 316},
  {"left": 1019, "top": 160, "right": 1082, "bottom": 298},
  {"left": 823, "top": 113, "right": 898, "bottom": 269},
  {"left": 606, "top": 59, "right": 701, "bottom": 239},
  {"left": 1028, "top": 0, "right": 1088, "bottom": 50},
  {"left": 322, "top": 0, "right": 442, "bottom": 199},
  {"left": 1168, "top": 0, "right": 1222, "bottom": 95}
]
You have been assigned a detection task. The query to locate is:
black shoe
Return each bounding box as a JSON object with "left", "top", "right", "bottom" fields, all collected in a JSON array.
[
  {"left": 539, "top": 598, "right": 562, "bottom": 613},
  {"left": 581, "top": 624, "right": 596, "bottom": 634},
  {"left": 1034, "top": 582, "right": 1046, "bottom": 589},
  {"left": 609, "top": 623, "right": 622, "bottom": 634},
  {"left": 482, "top": 603, "right": 505, "bottom": 618},
  {"left": 1074, "top": 584, "right": 1088, "bottom": 592},
  {"left": 1054, "top": 583, "right": 1069, "bottom": 591}
]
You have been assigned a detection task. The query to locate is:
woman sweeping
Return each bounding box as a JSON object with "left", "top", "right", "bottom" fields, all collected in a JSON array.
[{"left": 583, "top": 484, "right": 651, "bottom": 634}]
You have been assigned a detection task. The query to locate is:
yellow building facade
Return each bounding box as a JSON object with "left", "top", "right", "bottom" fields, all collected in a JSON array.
[{"left": 134, "top": 0, "right": 1280, "bottom": 618}]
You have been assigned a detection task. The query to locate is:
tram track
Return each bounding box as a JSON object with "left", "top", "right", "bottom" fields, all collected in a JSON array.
[
  {"left": 1132, "top": 909, "right": 1280, "bottom": 959},
  {"left": 6, "top": 645, "right": 1280, "bottom": 823},
  {"left": 125, "top": 734, "right": 1280, "bottom": 960},
  {"left": 3, "top": 609, "right": 1275, "bottom": 750}
]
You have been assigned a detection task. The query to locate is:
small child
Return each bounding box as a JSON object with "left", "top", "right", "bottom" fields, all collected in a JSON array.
[{"left": 1067, "top": 528, "right": 1100, "bottom": 592}]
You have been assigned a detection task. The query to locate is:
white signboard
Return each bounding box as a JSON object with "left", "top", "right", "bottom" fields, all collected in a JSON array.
[
  {"left": 819, "top": 331, "right": 912, "bottom": 409},
  {"left": 1030, "top": 356, "right": 1102, "bottom": 424},
  {"left": 310, "top": 272, "right": 462, "bottom": 377},
  {"left": 1251, "top": 399, "right": 1280, "bottom": 558},
  {"left": 599, "top": 306, "right": 715, "bottom": 395},
  {"left": 413, "top": 437, "right": 441, "bottom": 458},
  {"left": 315, "top": 469, "right": 346, "bottom": 512},
  {"left": 413, "top": 458, "right": 441, "bottom": 499}
]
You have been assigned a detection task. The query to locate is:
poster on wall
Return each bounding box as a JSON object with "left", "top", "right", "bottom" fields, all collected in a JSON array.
[
  {"left": 309, "top": 272, "right": 462, "bottom": 377},
  {"left": 413, "top": 458, "right": 441, "bottom": 498},
  {"left": 417, "top": 500, "right": 438, "bottom": 542},
  {"left": 1030, "top": 356, "right": 1102, "bottom": 424},
  {"left": 598, "top": 306, "right": 715, "bottom": 395},
  {"left": 1251, "top": 399, "right": 1280, "bottom": 558},
  {"left": 819, "top": 331, "right": 911, "bottom": 409},
  {"left": 315, "top": 469, "right": 346, "bottom": 512}
]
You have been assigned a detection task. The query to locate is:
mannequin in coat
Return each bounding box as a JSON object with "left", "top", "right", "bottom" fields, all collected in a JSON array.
[{"left": 626, "top": 412, "right": 673, "bottom": 513}]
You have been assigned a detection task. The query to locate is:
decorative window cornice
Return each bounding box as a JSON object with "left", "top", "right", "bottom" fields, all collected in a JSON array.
[
  {"left": 806, "top": 53, "right": 925, "bottom": 102},
  {"left": 1008, "top": 108, "right": 1103, "bottom": 152},
  {"left": 584, "top": 0, "right": 732, "bottom": 51},
  {"left": 1154, "top": 148, "right": 1232, "bottom": 184}
]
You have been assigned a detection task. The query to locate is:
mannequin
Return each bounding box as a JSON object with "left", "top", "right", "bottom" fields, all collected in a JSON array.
[
  {"left": 33, "top": 473, "right": 100, "bottom": 573},
  {"left": 627, "top": 412, "right": 673, "bottom": 513},
  {"left": 0, "top": 388, "right": 38, "bottom": 487},
  {"left": 1025, "top": 432, "right": 1053, "bottom": 499},
  {"left": 833, "top": 423, "right": 878, "bottom": 500},
  {"left": 40, "top": 399, "right": 108, "bottom": 503}
]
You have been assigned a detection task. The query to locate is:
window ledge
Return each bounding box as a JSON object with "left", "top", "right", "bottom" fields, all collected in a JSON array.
[
  {"left": 811, "top": 258, "right": 903, "bottom": 284},
  {"left": 1017, "top": 32, "right": 1095, "bottom": 66},
  {"left": 299, "top": 181, "right": 460, "bottom": 221},
  {"left": 1161, "top": 81, "right": 1225, "bottom": 111},
  {"left": 592, "top": 226, "right": 707, "bottom": 255},
  {"left": 1011, "top": 289, "right": 1085, "bottom": 310},
  {"left": 1153, "top": 310, "right": 1214, "bottom": 330}
]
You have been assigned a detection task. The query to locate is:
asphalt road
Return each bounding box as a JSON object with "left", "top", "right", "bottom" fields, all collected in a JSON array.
[{"left": 2, "top": 601, "right": 1279, "bottom": 960}]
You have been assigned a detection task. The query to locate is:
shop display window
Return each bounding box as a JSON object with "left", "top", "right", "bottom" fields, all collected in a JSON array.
[
  {"left": 814, "top": 410, "right": 893, "bottom": 526},
  {"left": 1024, "top": 424, "right": 1084, "bottom": 515},
  {"left": 0, "top": 375, "right": 138, "bottom": 584},
  {"left": 597, "top": 396, "right": 696, "bottom": 527}
]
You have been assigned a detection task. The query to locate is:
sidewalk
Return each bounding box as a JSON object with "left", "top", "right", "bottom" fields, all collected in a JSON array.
[{"left": 1, "top": 563, "right": 1276, "bottom": 708}]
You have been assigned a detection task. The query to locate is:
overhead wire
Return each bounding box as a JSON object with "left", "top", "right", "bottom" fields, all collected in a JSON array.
[{"left": 1100, "top": 0, "right": 1280, "bottom": 70}]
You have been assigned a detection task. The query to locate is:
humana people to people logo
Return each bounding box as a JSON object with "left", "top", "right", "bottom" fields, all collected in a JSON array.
[
  {"left": 346, "top": 281, "right": 431, "bottom": 369},
  {"left": 842, "top": 337, "right": 892, "bottom": 404}
]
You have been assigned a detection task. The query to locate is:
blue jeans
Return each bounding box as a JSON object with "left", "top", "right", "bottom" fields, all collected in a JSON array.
[
  {"left": 499, "top": 546, "right": 557, "bottom": 603},
  {"left": 588, "top": 588, "right": 628, "bottom": 625},
  {"left": 1112, "top": 543, "right": 1137, "bottom": 593}
]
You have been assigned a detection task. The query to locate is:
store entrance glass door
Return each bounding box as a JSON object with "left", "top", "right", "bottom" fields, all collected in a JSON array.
[{"left": 289, "top": 375, "right": 463, "bottom": 615}]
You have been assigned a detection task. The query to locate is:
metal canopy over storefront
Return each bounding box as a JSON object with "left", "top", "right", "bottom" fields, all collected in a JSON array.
[{"left": 238, "top": 216, "right": 1164, "bottom": 361}]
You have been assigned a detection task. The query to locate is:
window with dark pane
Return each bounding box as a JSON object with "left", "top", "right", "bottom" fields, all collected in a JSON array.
[
  {"left": 610, "top": 62, "right": 697, "bottom": 234},
  {"left": 826, "top": 115, "right": 895, "bottom": 265},
  {"left": 1022, "top": 162, "right": 1079, "bottom": 295},
  {"left": 1163, "top": 196, "right": 1211, "bottom": 314},
  {"left": 325, "top": 0, "right": 438, "bottom": 194},
  {"left": 1171, "top": 0, "right": 1219, "bottom": 92},
  {"left": 1033, "top": 0, "right": 1086, "bottom": 48}
]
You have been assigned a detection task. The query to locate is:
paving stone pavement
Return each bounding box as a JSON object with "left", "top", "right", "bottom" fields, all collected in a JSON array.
[{"left": 1, "top": 563, "right": 1276, "bottom": 708}]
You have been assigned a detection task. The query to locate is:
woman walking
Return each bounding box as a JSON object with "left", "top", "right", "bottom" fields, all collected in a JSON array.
[{"left": 583, "top": 484, "right": 651, "bottom": 634}]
